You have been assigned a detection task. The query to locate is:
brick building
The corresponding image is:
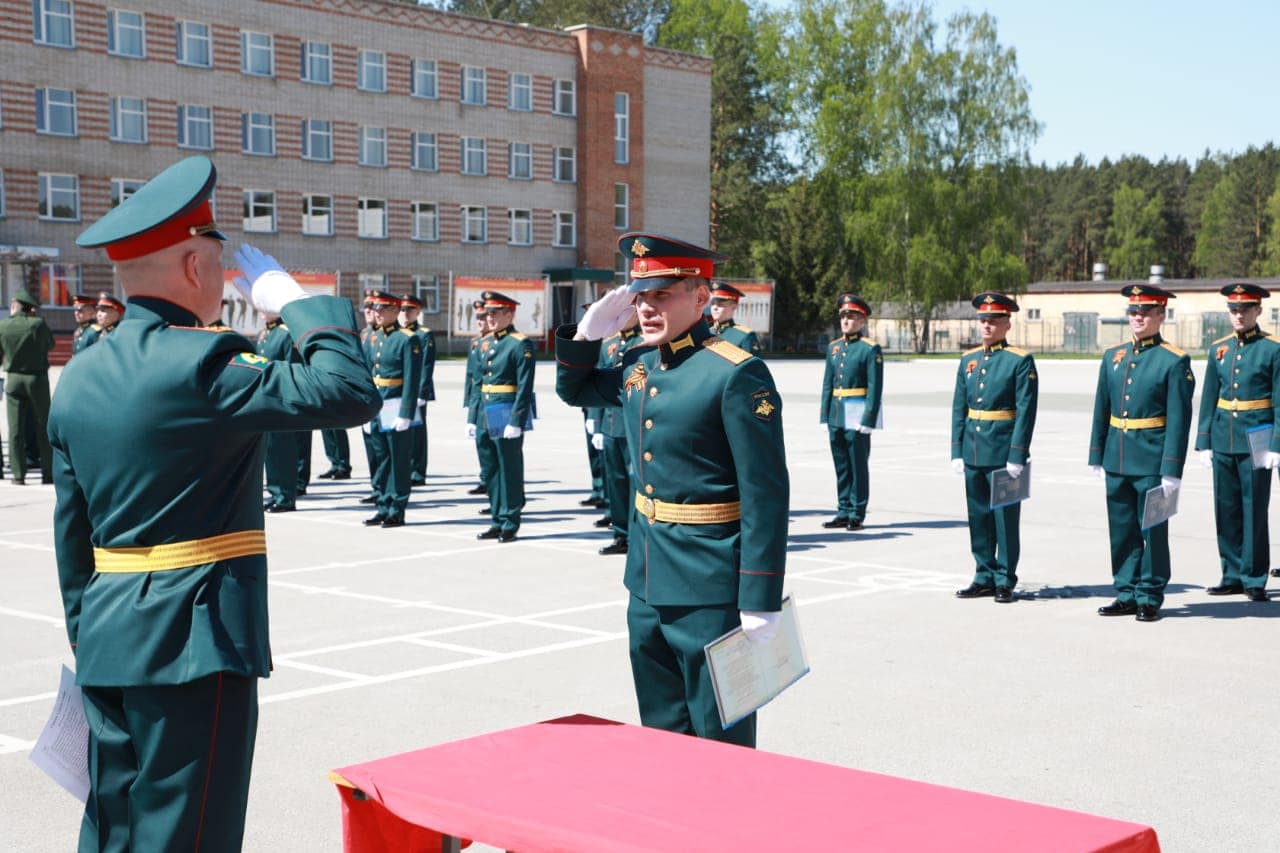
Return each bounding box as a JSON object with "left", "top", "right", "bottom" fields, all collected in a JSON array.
[{"left": 0, "top": 0, "right": 711, "bottom": 347}]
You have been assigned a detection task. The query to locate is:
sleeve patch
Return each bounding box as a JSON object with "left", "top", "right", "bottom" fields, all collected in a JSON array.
[
  {"left": 230, "top": 352, "right": 268, "bottom": 369},
  {"left": 752, "top": 388, "right": 778, "bottom": 421}
]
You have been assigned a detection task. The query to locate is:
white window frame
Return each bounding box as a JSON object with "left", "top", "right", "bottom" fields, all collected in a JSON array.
[
  {"left": 40, "top": 263, "right": 82, "bottom": 307},
  {"left": 461, "top": 205, "right": 487, "bottom": 243},
  {"left": 302, "top": 119, "right": 332, "bottom": 162},
  {"left": 411, "top": 132, "right": 438, "bottom": 171},
  {"left": 413, "top": 274, "right": 440, "bottom": 314},
  {"left": 301, "top": 41, "right": 331, "bottom": 85},
  {"left": 176, "top": 20, "right": 211, "bottom": 68},
  {"left": 357, "top": 49, "right": 386, "bottom": 93},
  {"left": 553, "top": 79, "right": 576, "bottom": 116},
  {"left": 241, "top": 112, "right": 275, "bottom": 156},
  {"left": 460, "top": 65, "right": 486, "bottom": 105},
  {"left": 411, "top": 59, "right": 437, "bottom": 98},
  {"left": 242, "top": 189, "right": 276, "bottom": 233},
  {"left": 411, "top": 201, "right": 439, "bottom": 242},
  {"left": 240, "top": 30, "right": 274, "bottom": 77},
  {"left": 508, "top": 72, "right": 532, "bottom": 111},
  {"left": 614, "top": 92, "right": 630, "bottom": 164},
  {"left": 614, "top": 183, "right": 629, "bottom": 230},
  {"left": 302, "top": 193, "right": 333, "bottom": 237},
  {"left": 110, "top": 177, "right": 143, "bottom": 208},
  {"left": 461, "top": 137, "right": 486, "bottom": 176},
  {"left": 38, "top": 172, "right": 79, "bottom": 221},
  {"left": 553, "top": 210, "right": 575, "bottom": 248},
  {"left": 614, "top": 251, "right": 628, "bottom": 287},
  {"left": 508, "top": 209, "right": 532, "bottom": 246},
  {"left": 357, "top": 198, "right": 387, "bottom": 239},
  {"left": 554, "top": 147, "right": 576, "bottom": 183},
  {"left": 359, "top": 126, "right": 387, "bottom": 167},
  {"left": 508, "top": 142, "right": 532, "bottom": 180},
  {"left": 359, "top": 273, "right": 387, "bottom": 292},
  {"left": 1165, "top": 308, "right": 1176, "bottom": 321},
  {"left": 35, "top": 87, "right": 77, "bottom": 136},
  {"left": 107, "top": 9, "right": 145, "bottom": 58},
  {"left": 177, "top": 104, "right": 213, "bottom": 149},
  {"left": 1025, "top": 307, "right": 1042, "bottom": 322},
  {"left": 33, "top": 0, "right": 74, "bottom": 47},
  {"left": 109, "top": 95, "right": 147, "bottom": 143}
]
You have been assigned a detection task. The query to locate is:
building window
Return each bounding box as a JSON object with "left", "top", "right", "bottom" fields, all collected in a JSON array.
[
  {"left": 38, "top": 173, "right": 79, "bottom": 220},
  {"left": 508, "top": 142, "right": 532, "bottom": 180},
  {"left": 35, "top": 87, "right": 77, "bottom": 136},
  {"left": 553, "top": 211, "right": 575, "bottom": 247},
  {"left": 411, "top": 132, "right": 437, "bottom": 171},
  {"left": 359, "top": 126, "right": 387, "bottom": 167},
  {"left": 176, "top": 21, "right": 211, "bottom": 67},
  {"left": 1165, "top": 308, "right": 1176, "bottom": 321},
  {"left": 302, "top": 194, "right": 333, "bottom": 236},
  {"left": 554, "top": 147, "right": 576, "bottom": 182},
  {"left": 109, "top": 95, "right": 147, "bottom": 143},
  {"left": 110, "top": 178, "right": 143, "bottom": 208},
  {"left": 357, "top": 49, "right": 386, "bottom": 92},
  {"left": 508, "top": 209, "right": 532, "bottom": 246},
  {"left": 461, "top": 205, "right": 487, "bottom": 243},
  {"left": 241, "top": 112, "right": 275, "bottom": 155},
  {"left": 302, "top": 119, "right": 332, "bottom": 162},
  {"left": 242, "top": 190, "right": 276, "bottom": 233},
  {"left": 301, "top": 41, "right": 331, "bottom": 84},
  {"left": 411, "top": 59, "right": 437, "bottom": 98},
  {"left": 508, "top": 73, "right": 532, "bottom": 111},
  {"left": 240, "top": 31, "right": 274, "bottom": 77},
  {"left": 614, "top": 92, "right": 630, "bottom": 164},
  {"left": 614, "top": 251, "right": 627, "bottom": 286},
  {"left": 358, "top": 198, "right": 387, "bottom": 239},
  {"left": 33, "top": 0, "right": 74, "bottom": 47},
  {"left": 177, "top": 104, "right": 212, "bottom": 149},
  {"left": 411, "top": 202, "right": 438, "bottom": 241},
  {"left": 1026, "top": 307, "right": 1042, "bottom": 321},
  {"left": 461, "top": 137, "right": 486, "bottom": 176},
  {"left": 107, "top": 9, "right": 144, "bottom": 58},
  {"left": 41, "top": 263, "right": 81, "bottom": 306},
  {"left": 614, "top": 183, "right": 629, "bottom": 229},
  {"left": 358, "top": 273, "right": 386, "bottom": 292},
  {"left": 413, "top": 274, "right": 440, "bottom": 313},
  {"left": 460, "top": 65, "right": 486, "bottom": 105},
  {"left": 553, "top": 79, "right": 576, "bottom": 116}
]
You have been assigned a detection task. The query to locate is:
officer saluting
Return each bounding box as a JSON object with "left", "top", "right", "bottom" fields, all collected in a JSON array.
[
  {"left": 363, "top": 290, "right": 422, "bottom": 527},
  {"left": 70, "top": 293, "right": 100, "bottom": 355},
  {"left": 951, "top": 292, "right": 1038, "bottom": 603},
  {"left": 1195, "top": 283, "right": 1280, "bottom": 602},
  {"left": 1088, "top": 284, "right": 1194, "bottom": 622},
  {"left": 707, "top": 282, "right": 761, "bottom": 354},
  {"left": 819, "top": 294, "right": 882, "bottom": 530},
  {"left": 556, "top": 233, "right": 788, "bottom": 748}
]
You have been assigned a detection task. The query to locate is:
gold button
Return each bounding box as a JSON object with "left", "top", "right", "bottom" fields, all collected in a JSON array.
[
  {"left": 1124, "top": 394, "right": 1130, "bottom": 400},
  {"left": 1127, "top": 378, "right": 1133, "bottom": 384},
  {"left": 975, "top": 425, "right": 982, "bottom": 432},
  {"left": 649, "top": 387, "right": 658, "bottom": 397},
  {"left": 644, "top": 419, "right": 653, "bottom": 429},
  {"left": 645, "top": 484, "right": 654, "bottom": 494},
  {"left": 643, "top": 451, "right": 652, "bottom": 461}
]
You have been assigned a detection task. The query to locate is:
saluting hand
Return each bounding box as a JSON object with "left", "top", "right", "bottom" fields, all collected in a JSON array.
[
  {"left": 575, "top": 287, "right": 636, "bottom": 341},
  {"left": 235, "top": 244, "right": 308, "bottom": 314}
]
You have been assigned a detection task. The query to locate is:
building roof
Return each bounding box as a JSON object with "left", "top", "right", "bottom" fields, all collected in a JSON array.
[{"left": 1027, "top": 277, "right": 1280, "bottom": 295}]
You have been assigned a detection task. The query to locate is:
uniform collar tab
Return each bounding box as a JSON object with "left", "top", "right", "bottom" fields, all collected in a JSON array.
[
  {"left": 659, "top": 320, "right": 712, "bottom": 365},
  {"left": 1133, "top": 333, "right": 1162, "bottom": 349},
  {"left": 984, "top": 340, "right": 1007, "bottom": 354}
]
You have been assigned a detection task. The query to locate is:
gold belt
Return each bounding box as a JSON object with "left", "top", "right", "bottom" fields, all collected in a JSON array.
[
  {"left": 373, "top": 377, "right": 403, "bottom": 387},
  {"left": 93, "top": 530, "right": 267, "bottom": 573},
  {"left": 968, "top": 409, "right": 1015, "bottom": 421},
  {"left": 1109, "top": 415, "right": 1166, "bottom": 431},
  {"left": 634, "top": 492, "right": 741, "bottom": 525},
  {"left": 1217, "top": 398, "right": 1271, "bottom": 412},
  {"left": 482, "top": 384, "right": 517, "bottom": 393},
  {"left": 832, "top": 388, "right": 867, "bottom": 398}
]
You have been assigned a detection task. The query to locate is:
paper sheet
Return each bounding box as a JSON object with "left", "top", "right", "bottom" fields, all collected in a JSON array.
[
  {"left": 375, "top": 397, "right": 424, "bottom": 431},
  {"left": 29, "top": 665, "right": 90, "bottom": 803},
  {"left": 842, "top": 398, "right": 885, "bottom": 430},
  {"left": 704, "top": 597, "right": 810, "bottom": 729}
]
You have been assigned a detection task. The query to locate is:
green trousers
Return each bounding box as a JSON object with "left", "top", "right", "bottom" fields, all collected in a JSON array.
[
  {"left": 1213, "top": 453, "right": 1270, "bottom": 588},
  {"left": 295, "top": 431, "right": 311, "bottom": 492},
  {"left": 80, "top": 673, "right": 257, "bottom": 852},
  {"left": 828, "top": 427, "right": 870, "bottom": 522},
  {"left": 602, "top": 435, "right": 631, "bottom": 535},
  {"left": 1104, "top": 472, "right": 1170, "bottom": 607},
  {"left": 483, "top": 433, "right": 525, "bottom": 533},
  {"left": 586, "top": 428, "right": 604, "bottom": 501},
  {"left": 411, "top": 403, "right": 428, "bottom": 481},
  {"left": 5, "top": 371, "right": 51, "bottom": 482},
  {"left": 964, "top": 463, "right": 1021, "bottom": 588},
  {"left": 263, "top": 431, "right": 298, "bottom": 507},
  {"left": 320, "top": 428, "right": 351, "bottom": 474},
  {"left": 626, "top": 595, "right": 755, "bottom": 748},
  {"left": 368, "top": 427, "right": 412, "bottom": 516},
  {"left": 475, "top": 428, "right": 498, "bottom": 505}
]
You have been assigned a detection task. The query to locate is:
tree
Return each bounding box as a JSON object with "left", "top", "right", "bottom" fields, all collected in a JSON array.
[
  {"left": 1104, "top": 183, "right": 1165, "bottom": 280},
  {"left": 441, "top": 0, "right": 668, "bottom": 36},
  {"left": 1260, "top": 179, "right": 1280, "bottom": 277},
  {"left": 1196, "top": 172, "right": 1254, "bottom": 277}
]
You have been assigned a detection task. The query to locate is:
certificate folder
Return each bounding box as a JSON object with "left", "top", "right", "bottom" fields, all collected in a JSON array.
[
  {"left": 1141, "top": 484, "right": 1179, "bottom": 530},
  {"left": 988, "top": 461, "right": 1031, "bottom": 509},
  {"left": 1246, "top": 424, "right": 1274, "bottom": 470},
  {"left": 704, "top": 596, "right": 810, "bottom": 729}
]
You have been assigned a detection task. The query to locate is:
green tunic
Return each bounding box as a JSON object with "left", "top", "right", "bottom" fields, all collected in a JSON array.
[
  {"left": 256, "top": 320, "right": 302, "bottom": 508},
  {"left": 72, "top": 321, "right": 101, "bottom": 356},
  {"left": 819, "top": 332, "right": 883, "bottom": 522},
  {"left": 0, "top": 311, "right": 55, "bottom": 481},
  {"left": 403, "top": 321, "right": 437, "bottom": 482},
  {"left": 364, "top": 323, "right": 422, "bottom": 517},
  {"left": 476, "top": 325, "right": 536, "bottom": 532},
  {"left": 710, "top": 318, "right": 761, "bottom": 355}
]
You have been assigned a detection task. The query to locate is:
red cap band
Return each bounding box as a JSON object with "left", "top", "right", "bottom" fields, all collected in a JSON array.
[
  {"left": 630, "top": 256, "right": 715, "bottom": 280},
  {"left": 104, "top": 200, "right": 218, "bottom": 261}
]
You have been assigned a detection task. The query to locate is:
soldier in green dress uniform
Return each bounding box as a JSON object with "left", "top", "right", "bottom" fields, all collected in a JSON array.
[
  {"left": 464, "top": 300, "right": 493, "bottom": 496},
  {"left": 53, "top": 155, "right": 379, "bottom": 851},
  {"left": 95, "top": 294, "right": 124, "bottom": 338},
  {"left": 257, "top": 314, "right": 301, "bottom": 512},
  {"left": 399, "top": 294, "right": 437, "bottom": 487},
  {"left": 707, "top": 282, "right": 761, "bottom": 354},
  {"left": 363, "top": 290, "right": 422, "bottom": 527},
  {"left": 1194, "top": 283, "right": 1280, "bottom": 602},
  {"left": 556, "top": 233, "right": 789, "bottom": 748},
  {"left": 473, "top": 291, "right": 536, "bottom": 542},
  {"left": 819, "top": 294, "right": 883, "bottom": 530},
  {"left": 1, "top": 291, "right": 55, "bottom": 484},
  {"left": 951, "top": 292, "right": 1038, "bottom": 603},
  {"left": 70, "top": 293, "right": 100, "bottom": 356},
  {"left": 596, "top": 322, "right": 649, "bottom": 554},
  {"left": 1088, "top": 284, "right": 1194, "bottom": 622}
]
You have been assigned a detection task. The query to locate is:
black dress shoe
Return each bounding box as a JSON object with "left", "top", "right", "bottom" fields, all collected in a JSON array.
[
  {"left": 267, "top": 503, "right": 296, "bottom": 513},
  {"left": 477, "top": 527, "right": 501, "bottom": 540},
  {"left": 994, "top": 587, "right": 1014, "bottom": 603},
  {"left": 410, "top": 476, "right": 427, "bottom": 487},
  {"left": 359, "top": 495, "right": 378, "bottom": 504},
  {"left": 1135, "top": 605, "right": 1161, "bottom": 622},
  {"left": 1206, "top": 583, "right": 1245, "bottom": 596},
  {"left": 1271, "top": 568, "right": 1280, "bottom": 578},
  {"left": 847, "top": 519, "right": 864, "bottom": 531},
  {"left": 363, "top": 514, "right": 387, "bottom": 526},
  {"left": 590, "top": 498, "right": 608, "bottom": 509},
  {"left": 599, "top": 536, "right": 628, "bottom": 555},
  {"left": 498, "top": 530, "right": 517, "bottom": 543},
  {"left": 478, "top": 508, "right": 491, "bottom": 515},
  {"left": 821, "top": 517, "right": 849, "bottom": 529},
  {"left": 955, "top": 583, "right": 995, "bottom": 599},
  {"left": 41, "top": 476, "right": 53, "bottom": 485},
  {"left": 317, "top": 469, "right": 337, "bottom": 479},
  {"left": 593, "top": 516, "right": 612, "bottom": 528},
  {"left": 11, "top": 479, "right": 25, "bottom": 485},
  {"left": 579, "top": 497, "right": 600, "bottom": 506},
  {"left": 263, "top": 501, "right": 276, "bottom": 510},
  {"left": 331, "top": 471, "right": 351, "bottom": 480},
  {"left": 468, "top": 485, "right": 488, "bottom": 495},
  {"left": 380, "top": 515, "right": 405, "bottom": 528},
  {"left": 1098, "top": 600, "right": 1138, "bottom": 616},
  {"left": 1245, "top": 587, "right": 1270, "bottom": 602}
]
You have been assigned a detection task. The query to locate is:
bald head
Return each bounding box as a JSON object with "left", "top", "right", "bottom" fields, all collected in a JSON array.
[{"left": 115, "top": 236, "right": 226, "bottom": 323}]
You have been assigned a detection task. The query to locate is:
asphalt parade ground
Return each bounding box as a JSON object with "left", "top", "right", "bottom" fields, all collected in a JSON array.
[{"left": 3, "top": 356, "right": 1278, "bottom": 852}]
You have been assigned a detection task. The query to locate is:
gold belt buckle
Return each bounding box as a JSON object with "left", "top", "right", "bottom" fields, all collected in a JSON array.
[
  {"left": 639, "top": 496, "right": 657, "bottom": 524},
  {"left": 1231, "top": 399, "right": 1240, "bottom": 411},
  {"left": 1119, "top": 418, "right": 1129, "bottom": 431}
]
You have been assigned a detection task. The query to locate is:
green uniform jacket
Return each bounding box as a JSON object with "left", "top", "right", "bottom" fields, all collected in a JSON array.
[
  {"left": 72, "top": 322, "right": 101, "bottom": 356},
  {"left": 403, "top": 321, "right": 437, "bottom": 402},
  {"left": 599, "top": 327, "right": 648, "bottom": 439},
  {"left": 477, "top": 325, "right": 536, "bottom": 429},
  {"left": 366, "top": 323, "right": 423, "bottom": 422},
  {"left": 556, "top": 321, "right": 789, "bottom": 611},
  {"left": 820, "top": 333, "right": 883, "bottom": 429},
  {"left": 464, "top": 336, "right": 485, "bottom": 422},
  {"left": 256, "top": 320, "right": 298, "bottom": 364},
  {"left": 950, "top": 342, "right": 1038, "bottom": 466},
  {"left": 1195, "top": 328, "right": 1280, "bottom": 454},
  {"left": 0, "top": 313, "right": 55, "bottom": 372},
  {"left": 1088, "top": 334, "right": 1194, "bottom": 477},
  {"left": 48, "top": 296, "right": 379, "bottom": 686},
  {"left": 711, "top": 319, "right": 761, "bottom": 355}
]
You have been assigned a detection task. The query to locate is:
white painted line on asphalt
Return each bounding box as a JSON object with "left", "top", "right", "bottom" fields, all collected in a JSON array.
[
  {"left": 0, "top": 527, "right": 53, "bottom": 537},
  {"left": 0, "top": 538, "right": 55, "bottom": 553},
  {"left": 401, "top": 638, "right": 501, "bottom": 657},
  {"left": 0, "top": 606, "right": 64, "bottom": 626},
  {"left": 273, "top": 660, "right": 369, "bottom": 680},
  {"left": 0, "top": 733, "right": 37, "bottom": 754},
  {"left": 272, "top": 543, "right": 506, "bottom": 576}
]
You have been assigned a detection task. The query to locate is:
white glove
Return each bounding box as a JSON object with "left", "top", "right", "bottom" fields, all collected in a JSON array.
[
  {"left": 231, "top": 275, "right": 252, "bottom": 303},
  {"left": 416, "top": 398, "right": 427, "bottom": 408},
  {"left": 591, "top": 433, "right": 605, "bottom": 450},
  {"left": 502, "top": 424, "right": 523, "bottom": 439},
  {"left": 1266, "top": 452, "right": 1280, "bottom": 470},
  {"left": 362, "top": 421, "right": 372, "bottom": 434},
  {"left": 466, "top": 424, "right": 477, "bottom": 440},
  {"left": 1199, "top": 449, "right": 1213, "bottom": 468},
  {"left": 1160, "top": 476, "right": 1180, "bottom": 498},
  {"left": 393, "top": 417, "right": 411, "bottom": 432},
  {"left": 740, "top": 610, "right": 781, "bottom": 643},
  {"left": 1090, "top": 465, "right": 1104, "bottom": 479},
  {"left": 854, "top": 424, "right": 874, "bottom": 434},
  {"left": 235, "top": 244, "right": 307, "bottom": 314},
  {"left": 585, "top": 418, "right": 596, "bottom": 434},
  {"left": 577, "top": 286, "right": 636, "bottom": 341},
  {"left": 1005, "top": 462, "right": 1024, "bottom": 479},
  {"left": 950, "top": 458, "right": 964, "bottom": 476}
]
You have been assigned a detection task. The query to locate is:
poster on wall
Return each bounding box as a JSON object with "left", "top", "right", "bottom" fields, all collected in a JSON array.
[
  {"left": 723, "top": 280, "right": 775, "bottom": 335},
  {"left": 219, "top": 271, "right": 338, "bottom": 335},
  {"left": 452, "top": 277, "right": 547, "bottom": 337}
]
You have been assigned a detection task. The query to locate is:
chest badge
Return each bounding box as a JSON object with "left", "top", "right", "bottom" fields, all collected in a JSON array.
[
  {"left": 1216, "top": 345, "right": 1228, "bottom": 362},
  {"left": 624, "top": 363, "right": 647, "bottom": 396}
]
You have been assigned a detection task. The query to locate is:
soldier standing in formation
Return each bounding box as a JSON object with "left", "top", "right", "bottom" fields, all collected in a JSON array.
[
  {"left": 1195, "top": 283, "right": 1280, "bottom": 602},
  {"left": 357, "top": 296, "right": 380, "bottom": 504},
  {"left": 257, "top": 313, "right": 301, "bottom": 513},
  {"left": 1, "top": 291, "right": 55, "bottom": 484},
  {"left": 464, "top": 300, "right": 493, "bottom": 497},
  {"left": 399, "top": 294, "right": 437, "bottom": 487},
  {"left": 1088, "top": 284, "right": 1194, "bottom": 623},
  {"left": 595, "top": 317, "right": 648, "bottom": 555},
  {"left": 70, "top": 293, "right": 100, "bottom": 356},
  {"left": 363, "top": 290, "right": 422, "bottom": 528},
  {"left": 819, "top": 294, "right": 883, "bottom": 531},
  {"left": 707, "top": 282, "right": 761, "bottom": 354},
  {"left": 96, "top": 294, "right": 124, "bottom": 337},
  {"left": 951, "top": 293, "right": 1038, "bottom": 603}
]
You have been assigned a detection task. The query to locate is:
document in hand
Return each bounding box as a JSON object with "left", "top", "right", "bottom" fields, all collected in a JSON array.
[
  {"left": 1246, "top": 424, "right": 1274, "bottom": 470},
  {"left": 842, "top": 399, "right": 884, "bottom": 430},
  {"left": 988, "top": 461, "right": 1031, "bottom": 509},
  {"left": 29, "top": 666, "right": 90, "bottom": 803},
  {"left": 376, "top": 398, "right": 424, "bottom": 431},
  {"left": 704, "top": 596, "right": 810, "bottom": 730},
  {"left": 1141, "top": 484, "right": 1179, "bottom": 530}
]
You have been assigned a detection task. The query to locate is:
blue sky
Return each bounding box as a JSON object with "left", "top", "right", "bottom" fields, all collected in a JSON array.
[{"left": 763, "top": 0, "right": 1279, "bottom": 166}]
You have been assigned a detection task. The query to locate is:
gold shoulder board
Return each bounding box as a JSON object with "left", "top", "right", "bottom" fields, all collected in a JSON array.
[
  {"left": 704, "top": 337, "right": 753, "bottom": 365},
  {"left": 1211, "top": 333, "right": 1235, "bottom": 345},
  {"left": 860, "top": 337, "right": 879, "bottom": 348},
  {"left": 399, "top": 328, "right": 416, "bottom": 337},
  {"left": 1160, "top": 342, "right": 1186, "bottom": 357},
  {"left": 962, "top": 345, "right": 984, "bottom": 356},
  {"left": 1005, "top": 345, "right": 1029, "bottom": 357},
  {"left": 510, "top": 332, "right": 528, "bottom": 340}
]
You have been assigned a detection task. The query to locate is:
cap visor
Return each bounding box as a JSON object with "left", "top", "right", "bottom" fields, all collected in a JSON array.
[{"left": 628, "top": 276, "right": 688, "bottom": 293}]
